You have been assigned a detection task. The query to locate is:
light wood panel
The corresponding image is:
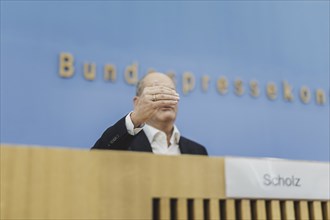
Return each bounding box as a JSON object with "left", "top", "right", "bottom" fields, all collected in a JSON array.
[
  {"left": 176, "top": 198, "right": 188, "bottom": 220},
  {"left": 192, "top": 199, "right": 204, "bottom": 220},
  {"left": 208, "top": 199, "right": 220, "bottom": 220},
  {"left": 254, "top": 200, "right": 267, "bottom": 220},
  {"left": 225, "top": 199, "right": 236, "bottom": 220},
  {"left": 0, "top": 145, "right": 226, "bottom": 219},
  {"left": 282, "top": 200, "right": 295, "bottom": 220},
  {"left": 295, "top": 201, "right": 309, "bottom": 220},
  {"left": 240, "top": 199, "right": 252, "bottom": 220},
  {"left": 159, "top": 198, "right": 170, "bottom": 220},
  {"left": 268, "top": 200, "right": 281, "bottom": 220},
  {"left": 323, "top": 201, "right": 330, "bottom": 220},
  {"left": 310, "top": 201, "right": 323, "bottom": 220}
]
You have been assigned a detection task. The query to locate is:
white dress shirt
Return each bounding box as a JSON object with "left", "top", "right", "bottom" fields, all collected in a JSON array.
[{"left": 125, "top": 113, "right": 181, "bottom": 155}]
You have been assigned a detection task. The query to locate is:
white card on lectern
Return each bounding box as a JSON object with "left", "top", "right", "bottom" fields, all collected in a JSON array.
[{"left": 225, "top": 157, "right": 330, "bottom": 200}]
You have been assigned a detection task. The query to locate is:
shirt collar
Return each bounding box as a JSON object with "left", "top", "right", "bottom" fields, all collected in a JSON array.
[{"left": 143, "top": 124, "right": 181, "bottom": 145}]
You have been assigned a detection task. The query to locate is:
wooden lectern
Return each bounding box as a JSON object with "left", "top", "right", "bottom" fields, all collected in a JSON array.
[{"left": 1, "top": 145, "right": 329, "bottom": 219}]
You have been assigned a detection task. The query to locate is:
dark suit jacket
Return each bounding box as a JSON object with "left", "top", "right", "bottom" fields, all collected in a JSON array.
[{"left": 92, "top": 116, "right": 208, "bottom": 156}]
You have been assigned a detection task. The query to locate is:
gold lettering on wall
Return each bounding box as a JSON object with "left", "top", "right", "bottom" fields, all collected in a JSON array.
[
  {"left": 59, "top": 53, "right": 74, "bottom": 78},
  {"left": 202, "top": 75, "right": 210, "bottom": 92},
  {"left": 182, "top": 72, "right": 195, "bottom": 94},
  {"left": 104, "top": 64, "right": 116, "bottom": 82},
  {"left": 283, "top": 81, "right": 294, "bottom": 102},
  {"left": 267, "top": 82, "right": 277, "bottom": 100},
  {"left": 249, "top": 80, "right": 259, "bottom": 98},
  {"left": 83, "top": 63, "right": 96, "bottom": 81},
  {"left": 234, "top": 78, "right": 244, "bottom": 96},
  {"left": 125, "top": 63, "right": 138, "bottom": 85},
  {"left": 316, "top": 89, "right": 326, "bottom": 105},
  {"left": 217, "top": 76, "right": 228, "bottom": 95},
  {"left": 57, "top": 52, "right": 329, "bottom": 107},
  {"left": 300, "top": 86, "right": 311, "bottom": 104}
]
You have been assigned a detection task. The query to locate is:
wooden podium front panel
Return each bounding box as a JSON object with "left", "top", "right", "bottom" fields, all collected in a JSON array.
[
  {"left": 0, "top": 145, "right": 225, "bottom": 219},
  {"left": 1, "top": 145, "right": 329, "bottom": 220}
]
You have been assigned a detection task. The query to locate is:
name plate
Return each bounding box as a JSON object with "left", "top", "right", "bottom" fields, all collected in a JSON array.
[{"left": 225, "top": 157, "right": 330, "bottom": 200}]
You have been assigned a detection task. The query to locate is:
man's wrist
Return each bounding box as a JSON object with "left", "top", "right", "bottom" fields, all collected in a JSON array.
[
  {"left": 130, "top": 112, "right": 144, "bottom": 128},
  {"left": 125, "top": 112, "right": 143, "bottom": 136}
]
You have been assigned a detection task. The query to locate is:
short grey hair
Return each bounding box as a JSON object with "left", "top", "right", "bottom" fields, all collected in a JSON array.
[
  {"left": 135, "top": 72, "right": 176, "bottom": 96},
  {"left": 135, "top": 74, "right": 149, "bottom": 96}
]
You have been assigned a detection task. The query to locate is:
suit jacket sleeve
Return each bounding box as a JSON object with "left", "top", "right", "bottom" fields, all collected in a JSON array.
[{"left": 91, "top": 116, "right": 135, "bottom": 150}]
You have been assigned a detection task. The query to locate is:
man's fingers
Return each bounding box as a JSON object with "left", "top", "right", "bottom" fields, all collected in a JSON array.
[
  {"left": 152, "top": 100, "right": 178, "bottom": 108},
  {"left": 146, "top": 93, "right": 179, "bottom": 103},
  {"left": 142, "top": 87, "right": 179, "bottom": 103},
  {"left": 154, "top": 93, "right": 180, "bottom": 101},
  {"left": 145, "top": 86, "right": 178, "bottom": 96}
]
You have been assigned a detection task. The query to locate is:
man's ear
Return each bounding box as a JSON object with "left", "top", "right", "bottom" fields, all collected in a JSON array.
[{"left": 133, "top": 96, "right": 139, "bottom": 106}]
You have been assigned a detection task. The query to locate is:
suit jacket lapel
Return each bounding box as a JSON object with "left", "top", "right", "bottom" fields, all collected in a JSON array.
[
  {"left": 179, "top": 139, "right": 190, "bottom": 154},
  {"left": 129, "top": 131, "right": 153, "bottom": 153}
]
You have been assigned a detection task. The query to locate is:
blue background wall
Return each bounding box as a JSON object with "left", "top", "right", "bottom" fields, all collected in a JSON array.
[{"left": 1, "top": 1, "right": 329, "bottom": 161}]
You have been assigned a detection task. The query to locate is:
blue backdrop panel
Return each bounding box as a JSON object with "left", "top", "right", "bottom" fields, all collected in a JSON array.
[{"left": 1, "top": 1, "right": 329, "bottom": 161}]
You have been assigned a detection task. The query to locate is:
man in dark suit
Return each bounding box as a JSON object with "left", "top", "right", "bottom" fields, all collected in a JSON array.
[{"left": 92, "top": 72, "right": 207, "bottom": 156}]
